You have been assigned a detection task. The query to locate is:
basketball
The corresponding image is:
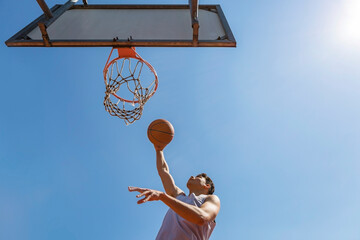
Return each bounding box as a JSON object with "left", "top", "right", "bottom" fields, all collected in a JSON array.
[{"left": 147, "top": 119, "right": 174, "bottom": 149}]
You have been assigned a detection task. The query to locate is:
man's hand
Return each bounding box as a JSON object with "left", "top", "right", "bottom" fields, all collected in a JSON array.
[
  {"left": 128, "top": 186, "right": 164, "bottom": 204},
  {"left": 154, "top": 144, "right": 165, "bottom": 151}
]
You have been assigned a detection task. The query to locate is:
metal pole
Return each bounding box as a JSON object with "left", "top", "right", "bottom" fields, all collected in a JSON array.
[{"left": 36, "top": 0, "right": 53, "bottom": 19}]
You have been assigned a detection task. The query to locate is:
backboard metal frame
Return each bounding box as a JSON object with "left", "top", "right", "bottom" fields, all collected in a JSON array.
[{"left": 5, "top": 0, "right": 236, "bottom": 48}]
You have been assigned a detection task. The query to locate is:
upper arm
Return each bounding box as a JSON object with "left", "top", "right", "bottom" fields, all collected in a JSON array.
[
  {"left": 200, "top": 195, "right": 221, "bottom": 222},
  {"left": 159, "top": 170, "right": 184, "bottom": 197}
]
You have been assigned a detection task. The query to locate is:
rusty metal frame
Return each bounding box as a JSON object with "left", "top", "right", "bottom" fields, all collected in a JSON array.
[
  {"left": 36, "top": 0, "right": 54, "bottom": 19},
  {"left": 5, "top": 3, "right": 236, "bottom": 48}
]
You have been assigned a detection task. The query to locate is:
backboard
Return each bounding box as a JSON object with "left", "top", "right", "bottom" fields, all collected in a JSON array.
[{"left": 5, "top": 0, "right": 236, "bottom": 47}]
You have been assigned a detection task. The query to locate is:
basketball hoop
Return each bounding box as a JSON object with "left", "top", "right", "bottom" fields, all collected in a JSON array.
[{"left": 103, "top": 47, "right": 158, "bottom": 125}]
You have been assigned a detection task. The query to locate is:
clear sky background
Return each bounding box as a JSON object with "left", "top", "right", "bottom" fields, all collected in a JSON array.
[{"left": 1, "top": 0, "right": 360, "bottom": 239}]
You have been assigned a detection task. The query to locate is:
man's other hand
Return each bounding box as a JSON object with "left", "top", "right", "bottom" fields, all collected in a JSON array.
[{"left": 128, "top": 186, "right": 164, "bottom": 204}]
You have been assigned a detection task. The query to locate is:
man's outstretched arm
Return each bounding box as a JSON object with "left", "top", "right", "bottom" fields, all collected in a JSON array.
[
  {"left": 128, "top": 186, "right": 220, "bottom": 226},
  {"left": 156, "top": 149, "right": 184, "bottom": 197}
]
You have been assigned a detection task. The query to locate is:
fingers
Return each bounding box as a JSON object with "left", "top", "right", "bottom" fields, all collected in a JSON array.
[
  {"left": 137, "top": 194, "right": 152, "bottom": 204},
  {"left": 128, "top": 186, "right": 146, "bottom": 192},
  {"left": 129, "top": 187, "right": 161, "bottom": 204},
  {"left": 136, "top": 190, "right": 150, "bottom": 198},
  {"left": 131, "top": 189, "right": 153, "bottom": 204}
]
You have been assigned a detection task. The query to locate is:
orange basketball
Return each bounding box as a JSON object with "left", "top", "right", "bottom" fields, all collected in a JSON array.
[{"left": 147, "top": 119, "right": 174, "bottom": 149}]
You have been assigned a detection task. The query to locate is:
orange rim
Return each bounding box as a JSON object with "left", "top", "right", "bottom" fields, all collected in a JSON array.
[{"left": 103, "top": 47, "right": 158, "bottom": 104}]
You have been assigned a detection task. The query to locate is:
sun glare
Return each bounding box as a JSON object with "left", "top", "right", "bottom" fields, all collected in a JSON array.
[{"left": 336, "top": 0, "right": 360, "bottom": 47}]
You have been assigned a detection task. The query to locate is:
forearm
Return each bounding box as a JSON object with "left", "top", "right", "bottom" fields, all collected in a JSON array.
[
  {"left": 160, "top": 193, "right": 209, "bottom": 225},
  {"left": 156, "top": 150, "right": 169, "bottom": 173}
]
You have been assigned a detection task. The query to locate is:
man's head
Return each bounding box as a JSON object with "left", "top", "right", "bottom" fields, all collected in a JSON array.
[{"left": 186, "top": 173, "right": 215, "bottom": 195}]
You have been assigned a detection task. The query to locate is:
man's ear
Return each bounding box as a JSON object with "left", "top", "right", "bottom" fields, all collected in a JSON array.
[{"left": 204, "top": 184, "right": 210, "bottom": 190}]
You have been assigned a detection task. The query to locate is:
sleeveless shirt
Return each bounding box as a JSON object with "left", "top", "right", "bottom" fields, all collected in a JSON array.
[{"left": 156, "top": 193, "right": 216, "bottom": 240}]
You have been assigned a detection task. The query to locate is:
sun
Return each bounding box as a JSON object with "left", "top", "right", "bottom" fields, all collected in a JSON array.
[{"left": 336, "top": 0, "right": 360, "bottom": 46}]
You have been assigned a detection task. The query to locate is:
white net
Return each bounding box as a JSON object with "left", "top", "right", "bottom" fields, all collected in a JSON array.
[{"left": 103, "top": 49, "right": 158, "bottom": 125}]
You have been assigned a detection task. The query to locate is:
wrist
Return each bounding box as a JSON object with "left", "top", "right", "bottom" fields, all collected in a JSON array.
[{"left": 159, "top": 192, "right": 168, "bottom": 201}]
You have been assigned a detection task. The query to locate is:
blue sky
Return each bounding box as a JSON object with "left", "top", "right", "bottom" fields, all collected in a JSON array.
[{"left": 1, "top": 0, "right": 360, "bottom": 239}]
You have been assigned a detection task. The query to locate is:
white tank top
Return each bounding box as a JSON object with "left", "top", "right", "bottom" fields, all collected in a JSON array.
[{"left": 156, "top": 193, "right": 216, "bottom": 240}]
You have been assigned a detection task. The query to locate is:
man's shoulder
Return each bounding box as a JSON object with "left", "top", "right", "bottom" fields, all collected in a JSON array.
[{"left": 204, "top": 194, "right": 220, "bottom": 204}]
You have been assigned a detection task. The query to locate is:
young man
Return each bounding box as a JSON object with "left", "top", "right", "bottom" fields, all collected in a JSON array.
[{"left": 128, "top": 147, "right": 220, "bottom": 240}]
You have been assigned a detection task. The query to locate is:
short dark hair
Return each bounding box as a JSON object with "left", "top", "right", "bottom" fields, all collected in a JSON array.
[{"left": 196, "top": 173, "right": 215, "bottom": 195}]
